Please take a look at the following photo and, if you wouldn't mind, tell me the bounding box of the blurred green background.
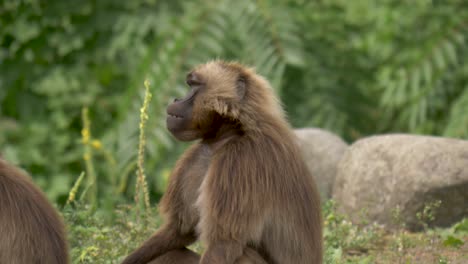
[1,0,467,208]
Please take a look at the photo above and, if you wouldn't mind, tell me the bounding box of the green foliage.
[443,235,464,248]
[63,203,468,263]
[323,200,383,259]
[285,0,468,140]
[454,218,468,233]
[440,218,468,248]
[1,0,467,205]
[416,199,442,230]
[1,0,170,203]
[63,203,163,263]
[321,201,468,263]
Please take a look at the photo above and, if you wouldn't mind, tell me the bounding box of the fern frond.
[379,17,468,133]
[444,84,468,138]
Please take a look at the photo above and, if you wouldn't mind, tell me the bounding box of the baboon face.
[166,71,210,141]
[166,62,245,141]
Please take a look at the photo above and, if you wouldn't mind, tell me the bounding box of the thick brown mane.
[0,159,69,264]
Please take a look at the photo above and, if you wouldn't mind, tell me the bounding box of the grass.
[63,201,468,264]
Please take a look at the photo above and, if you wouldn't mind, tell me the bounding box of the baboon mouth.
[168,114,184,119]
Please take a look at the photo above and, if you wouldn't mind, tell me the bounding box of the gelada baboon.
[0,158,69,264]
[122,61,323,264]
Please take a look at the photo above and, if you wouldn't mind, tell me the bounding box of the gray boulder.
[333,134,468,230]
[294,128,348,201]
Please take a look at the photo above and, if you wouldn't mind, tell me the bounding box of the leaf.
[381,80,397,107]
[453,218,468,233]
[422,60,432,84]
[443,235,464,248]
[453,32,465,45]
[331,247,343,261]
[443,41,457,65]
[395,69,408,106]
[433,46,446,70]
[283,48,306,67]
[418,98,427,124]
[410,69,421,98]
[443,87,468,137]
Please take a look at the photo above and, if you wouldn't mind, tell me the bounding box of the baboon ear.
[236,75,247,99]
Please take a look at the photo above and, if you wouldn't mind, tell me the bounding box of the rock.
[294,128,348,201]
[333,134,468,231]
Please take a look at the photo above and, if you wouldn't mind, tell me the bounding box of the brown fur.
[123,61,323,264]
[0,158,69,264]
[148,248,200,264]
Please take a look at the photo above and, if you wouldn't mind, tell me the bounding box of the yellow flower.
[81,129,90,144]
[91,140,102,150]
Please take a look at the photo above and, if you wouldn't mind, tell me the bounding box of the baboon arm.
[121,225,196,264]
[123,144,205,264]
[200,240,244,264]
[236,247,269,264]
[148,248,200,264]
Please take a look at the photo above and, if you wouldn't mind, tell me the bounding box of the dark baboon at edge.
[123,60,323,264]
[0,158,69,264]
